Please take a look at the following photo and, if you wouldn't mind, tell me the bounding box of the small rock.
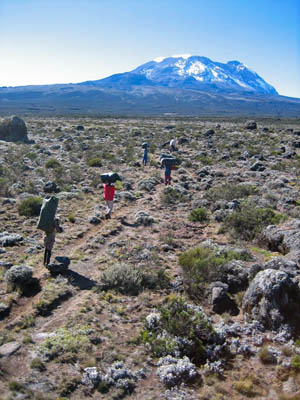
[0,342,21,357]
[245,120,257,130]
[46,256,70,275]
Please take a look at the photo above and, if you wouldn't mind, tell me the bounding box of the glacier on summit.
[130,56,277,95]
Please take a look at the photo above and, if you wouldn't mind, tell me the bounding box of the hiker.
[103,182,115,219]
[142,142,149,166]
[164,163,172,185]
[44,218,62,266]
[37,195,62,267]
[169,138,177,151]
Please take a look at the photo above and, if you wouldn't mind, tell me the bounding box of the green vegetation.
[101,263,154,295]
[291,355,300,372]
[141,295,214,365]
[189,207,209,223]
[34,279,72,316]
[87,157,102,167]
[222,202,285,240]
[18,196,42,217]
[258,347,276,364]
[205,183,258,202]
[179,245,250,299]
[37,325,92,362]
[30,357,46,371]
[45,158,61,169]
[160,187,187,205]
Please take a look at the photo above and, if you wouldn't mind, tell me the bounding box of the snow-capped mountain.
[89,55,277,95]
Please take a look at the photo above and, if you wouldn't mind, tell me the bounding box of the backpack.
[142,142,149,149]
[101,172,122,184]
[160,157,177,167]
[37,196,58,233]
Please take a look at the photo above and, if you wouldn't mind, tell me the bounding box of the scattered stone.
[0,302,10,319]
[135,210,154,226]
[88,215,101,225]
[211,286,239,315]
[250,161,265,171]
[245,120,257,130]
[0,342,21,357]
[0,232,24,247]
[46,256,70,275]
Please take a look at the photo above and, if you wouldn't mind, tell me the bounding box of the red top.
[104,184,115,201]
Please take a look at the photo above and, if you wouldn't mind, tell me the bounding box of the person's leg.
[44,249,47,265]
[106,200,113,218]
[46,250,52,266]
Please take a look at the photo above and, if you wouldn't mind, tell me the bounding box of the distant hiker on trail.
[164,163,172,185]
[142,142,149,166]
[37,196,62,267]
[103,182,115,219]
[44,218,62,266]
[169,138,177,151]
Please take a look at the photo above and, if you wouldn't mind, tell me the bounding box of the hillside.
[1,116,300,399]
[1,56,300,117]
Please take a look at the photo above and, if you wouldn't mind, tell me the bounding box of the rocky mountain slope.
[1,115,300,399]
[1,57,300,117]
[89,55,277,95]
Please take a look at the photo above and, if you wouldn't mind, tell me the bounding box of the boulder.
[216,260,249,294]
[211,286,239,316]
[0,116,29,142]
[245,120,257,130]
[0,232,24,247]
[46,256,70,275]
[0,342,21,357]
[242,269,300,330]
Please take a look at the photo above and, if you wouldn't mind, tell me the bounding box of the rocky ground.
[1,116,300,399]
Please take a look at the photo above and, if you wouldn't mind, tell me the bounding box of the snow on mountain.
[131,56,277,95]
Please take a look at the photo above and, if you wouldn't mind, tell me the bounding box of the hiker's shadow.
[65,270,97,290]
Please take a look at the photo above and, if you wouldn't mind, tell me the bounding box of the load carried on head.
[142,142,149,149]
[37,196,59,233]
[160,154,178,168]
[100,172,122,184]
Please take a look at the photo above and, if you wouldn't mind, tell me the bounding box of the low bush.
[37,325,92,362]
[160,187,187,205]
[101,263,153,295]
[189,207,209,223]
[258,347,276,364]
[179,246,248,299]
[0,177,9,197]
[30,357,46,371]
[291,355,300,372]
[141,295,214,365]
[45,158,61,169]
[205,183,258,203]
[222,202,284,241]
[18,196,42,217]
[87,157,102,167]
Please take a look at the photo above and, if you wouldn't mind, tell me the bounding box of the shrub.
[8,381,25,393]
[234,379,256,397]
[291,355,300,372]
[37,325,92,362]
[101,263,153,295]
[68,214,76,223]
[205,184,258,203]
[30,357,46,371]
[34,278,72,316]
[87,157,102,167]
[18,196,42,217]
[179,246,248,299]
[222,203,284,241]
[189,207,209,223]
[5,265,33,292]
[141,295,214,365]
[160,187,187,205]
[45,158,61,169]
[0,177,9,197]
[258,347,276,364]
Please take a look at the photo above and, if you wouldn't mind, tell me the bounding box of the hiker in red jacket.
[103,182,115,219]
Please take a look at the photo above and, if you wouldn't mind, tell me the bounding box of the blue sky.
[0,0,299,97]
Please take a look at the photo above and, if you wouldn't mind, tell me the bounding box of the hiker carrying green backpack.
[37,196,62,266]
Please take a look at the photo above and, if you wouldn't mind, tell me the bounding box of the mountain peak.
[128,55,277,95]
